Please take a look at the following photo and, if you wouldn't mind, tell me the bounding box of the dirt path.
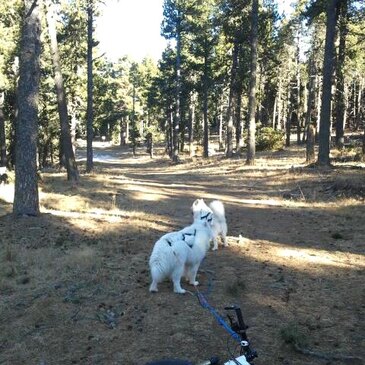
[0,144,364,365]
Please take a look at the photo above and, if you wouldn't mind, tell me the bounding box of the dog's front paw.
[190,280,199,286]
[174,288,186,294]
[149,283,158,292]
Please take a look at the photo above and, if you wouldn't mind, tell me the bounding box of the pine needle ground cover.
[0,143,364,365]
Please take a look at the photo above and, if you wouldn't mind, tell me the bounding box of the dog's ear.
[192,199,200,210]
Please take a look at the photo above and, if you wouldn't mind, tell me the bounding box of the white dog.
[149,210,214,294]
[191,199,228,250]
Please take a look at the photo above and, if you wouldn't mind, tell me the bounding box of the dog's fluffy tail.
[209,200,225,220]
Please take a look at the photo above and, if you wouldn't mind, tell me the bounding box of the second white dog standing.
[149,210,214,294]
[191,199,228,250]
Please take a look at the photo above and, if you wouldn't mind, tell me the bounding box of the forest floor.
[0,139,364,365]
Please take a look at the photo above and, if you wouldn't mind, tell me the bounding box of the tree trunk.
[286,83,293,147]
[169,109,174,157]
[173,20,181,163]
[235,86,243,150]
[296,30,301,145]
[277,77,284,130]
[0,92,6,167]
[355,79,363,130]
[86,0,94,172]
[131,83,137,156]
[226,40,239,157]
[120,117,127,146]
[318,0,340,166]
[305,57,316,142]
[219,101,224,150]
[272,94,277,129]
[203,44,209,158]
[306,124,316,163]
[189,93,195,157]
[363,124,365,161]
[335,0,347,148]
[13,0,41,217]
[246,0,258,165]
[46,0,79,182]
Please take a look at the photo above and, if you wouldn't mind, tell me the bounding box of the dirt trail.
[0,143,364,365]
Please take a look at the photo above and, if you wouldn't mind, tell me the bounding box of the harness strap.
[200,212,211,221]
[182,229,196,248]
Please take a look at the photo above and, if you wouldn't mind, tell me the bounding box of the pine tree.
[318,0,340,166]
[13,0,41,216]
[86,0,94,172]
[246,0,259,165]
[45,0,79,182]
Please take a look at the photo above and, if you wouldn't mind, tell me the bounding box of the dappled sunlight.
[277,247,364,268]
[0,183,14,204]
[122,183,171,202]
[132,190,166,201]
[229,238,364,272]
[41,206,175,235]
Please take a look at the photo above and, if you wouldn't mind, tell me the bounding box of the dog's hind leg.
[149,265,162,292]
[222,225,228,247]
[212,237,218,251]
[171,266,186,294]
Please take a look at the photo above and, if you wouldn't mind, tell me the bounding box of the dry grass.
[0,142,364,365]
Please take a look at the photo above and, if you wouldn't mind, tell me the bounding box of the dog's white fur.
[149,211,214,294]
[191,199,228,250]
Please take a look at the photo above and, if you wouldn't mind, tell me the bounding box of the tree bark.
[86,0,94,172]
[335,0,347,148]
[173,17,181,163]
[46,0,79,182]
[13,0,41,217]
[277,76,283,130]
[0,92,6,166]
[246,0,259,166]
[226,39,239,157]
[219,101,224,150]
[305,57,316,141]
[235,84,243,150]
[189,93,195,157]
[306,124,316,163]
[203,41,209,158]
[295,30,301,145]
[318,0,340,166]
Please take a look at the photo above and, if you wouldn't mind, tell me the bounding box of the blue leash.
[195,287,241,343]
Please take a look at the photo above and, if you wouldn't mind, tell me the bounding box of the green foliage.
[0,0,21,91]
[256,127,285,151]
[1,0,363,167]
[280,322,309,349]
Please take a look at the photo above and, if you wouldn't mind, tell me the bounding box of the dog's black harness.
[182,229,196,248]
[201,212,213,223]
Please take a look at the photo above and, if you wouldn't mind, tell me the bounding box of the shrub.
[256,127,285,151]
